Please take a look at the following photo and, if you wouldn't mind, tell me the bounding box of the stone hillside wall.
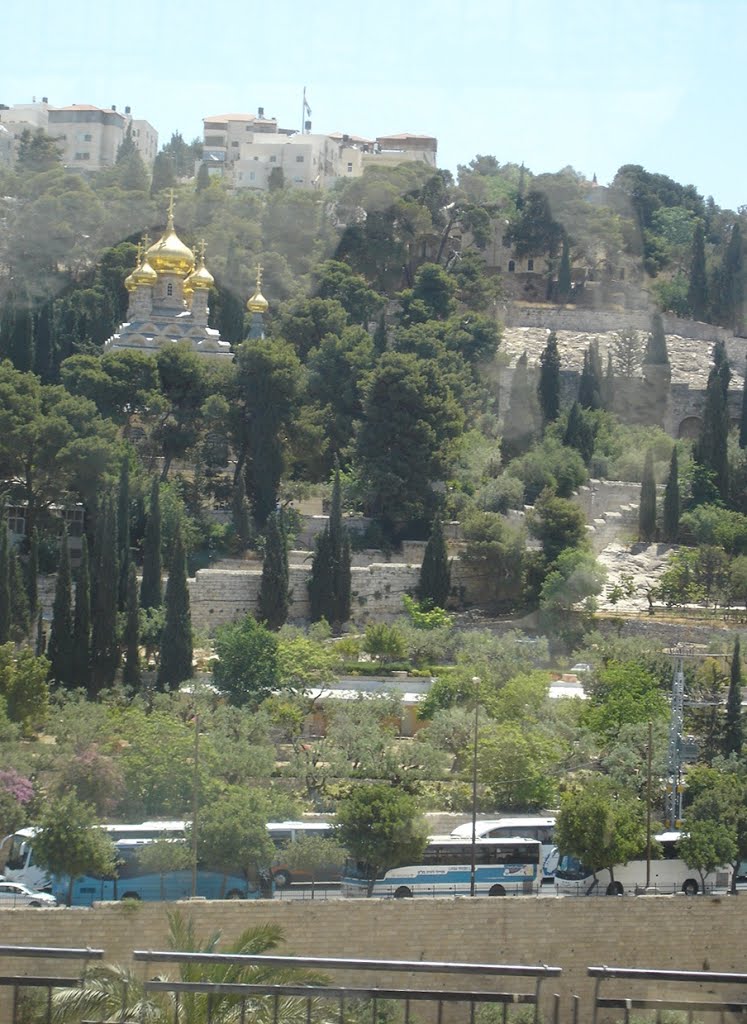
[504,304,733,342]
[4,897,746,1024]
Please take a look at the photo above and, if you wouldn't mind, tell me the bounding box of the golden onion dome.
[184,248,215,293]
[124,243,143,292]
[131,258,158,287]
[246,262,269,313]
[146,194,195,277]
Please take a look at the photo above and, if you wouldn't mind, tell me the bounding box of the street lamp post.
[469,676,480,897]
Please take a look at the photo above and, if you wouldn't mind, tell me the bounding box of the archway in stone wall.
[678,416,702,439]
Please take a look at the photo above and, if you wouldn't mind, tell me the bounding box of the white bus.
[343,835,541,898]
[554,831,730,896]
[451,817,558,882]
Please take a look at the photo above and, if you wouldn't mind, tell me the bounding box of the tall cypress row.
[140,477,162,610]
[117,459,131,612]
[308,464,351,631]
[537,330,561,427]
[724,637,743,758]
[695,366,730,501]
[156,521,193,690]
[417,515,451,609]
[662,447,680,543]
[0,524,10,646]
[90,497,119,693]
[47,531,73,685]
[122,562,141,689]
[638,449,657,543]
[258,510,289,630]
[687,221,708,321]
[71,539,91,693]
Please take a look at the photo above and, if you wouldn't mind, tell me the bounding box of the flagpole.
[302,86,306,134]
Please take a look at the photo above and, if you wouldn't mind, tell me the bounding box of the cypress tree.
[308,464,351,631]
[740,369,747,450]
[417,515,451,609]
[0,524,9,646]
[232,466,252,549]
[373,312,388,354]
[644,313,670,367]
[71,540,91,693]
[662,447,680,543]
[48,532,73,685]
[122,562,141,689]
[602,351,615,411]
[578,345,601,410]
[638,449,657,543]
[724,637,743,758]
[502,351,539,461]
[687,221,708,321]
[35,611,45,657]
[557,236,571,301]
[140,477,162,610]
[90,497,119,693]
[26,528,38,622]
[725,224,744,333]
[9,549,30,642]
[537,330,561,427]
[157,520,193,690]
[712,338,732,398]
[117,459,131,612]
[258,510,289,630]
[563,400,595,465]
[695,366,730,501]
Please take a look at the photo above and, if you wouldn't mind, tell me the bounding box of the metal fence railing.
[588,965,747,1024]
[0,944,104,1024]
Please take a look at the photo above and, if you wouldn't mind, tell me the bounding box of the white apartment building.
[0,99,158,170]
[200,110,438,191]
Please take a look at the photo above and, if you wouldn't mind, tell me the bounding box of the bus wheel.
[606,882,624,896]
[683,879,699,896]
[226,889,244,900]
[273,870,292,889]
[28,900,41,907]
[488,885,506,897]
[393,886,413,899]
[121,892,141,901]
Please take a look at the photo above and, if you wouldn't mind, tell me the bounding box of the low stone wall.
[3,896,747,1024]
[504,304,733,342]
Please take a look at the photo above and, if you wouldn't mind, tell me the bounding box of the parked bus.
[450,816,558,882]
[3,823,259,905]
[342,835,541,898]
[266,820,342,887]
[554,831,730,896]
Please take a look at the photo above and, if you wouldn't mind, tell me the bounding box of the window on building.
[253,155,259,161]
[347,162,353,172]
[167,283,173,296]
[269,155,277,163]
[295,154,304,162]
[508,260,515,272]
[231,140,239,147]
[74,152,90,160]
[250,171,255,180]
[527,259,534,271]
[83,133,92,141]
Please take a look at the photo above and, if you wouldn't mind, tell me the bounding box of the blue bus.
[4,824,260,905]
[342,835,541,898]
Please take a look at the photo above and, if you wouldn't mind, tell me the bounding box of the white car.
[0,881,58,907]
[569,663,592,674]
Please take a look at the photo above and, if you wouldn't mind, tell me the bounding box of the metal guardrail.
[0,944,104,1024]
[588,965,747,1023]
[134,951,563,1024]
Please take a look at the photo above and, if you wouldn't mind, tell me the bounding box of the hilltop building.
[0,99,157,170]
[104,195,232,360]
[200,109,437,190]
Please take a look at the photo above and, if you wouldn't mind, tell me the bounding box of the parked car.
[569,663,592,674]
[0,881,58,907]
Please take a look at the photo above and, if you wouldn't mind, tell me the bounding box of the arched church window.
[508,260,515,272]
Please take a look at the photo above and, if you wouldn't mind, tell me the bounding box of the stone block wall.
[504,304,733,342]
[4,897,747,1024]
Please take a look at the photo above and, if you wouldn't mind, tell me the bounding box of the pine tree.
[140,477,162,610]
[308,464,351,631]
[638,449,657,543]
[687,221,708,321]
[724,637,743,758]
[695,366,730,501]
[150,151,177,196]
[740,369,747,450]
[26,528,38,622]
[196,162,210,191]
[557,236,571,301]
[122,562,141,689]
[117,459,131,612]
[537,330,561,427]
[9,548,30,642]
[417,515,451,608]
[48,532,73,685]
[644,313,670,367]
[373,312,388,354]
[71,540,91,693]
[258,510,289,630]
[662,447,680,543]
[157,521,193,690]
[0,523,9,646]
[90,497,119,693]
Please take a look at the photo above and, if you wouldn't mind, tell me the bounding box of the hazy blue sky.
[6,0,746,208]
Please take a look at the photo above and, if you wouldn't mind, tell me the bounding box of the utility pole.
[191,713,199,898]
[469,677,480,897]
